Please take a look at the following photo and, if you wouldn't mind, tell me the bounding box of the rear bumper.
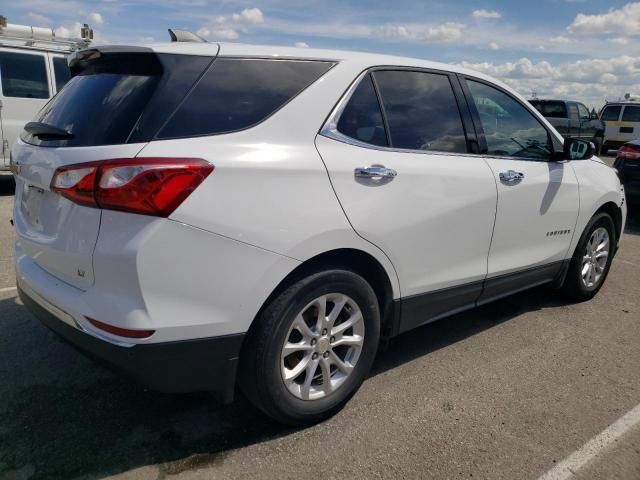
[19,285,245,402]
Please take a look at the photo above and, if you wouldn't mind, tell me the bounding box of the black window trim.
[154,56,337,141]
[320,65,479,157]
[458,74,564,163]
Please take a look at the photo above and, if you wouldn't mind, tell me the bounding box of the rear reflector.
[618,144,640,160]
[87,317,155,339]
[51,158,213,217]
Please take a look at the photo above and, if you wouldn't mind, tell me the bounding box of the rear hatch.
[13,46,217,290]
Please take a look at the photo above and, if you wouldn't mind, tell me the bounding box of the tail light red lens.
[87,317,155,339]
[51,158,213,217]
[618,145,640,160]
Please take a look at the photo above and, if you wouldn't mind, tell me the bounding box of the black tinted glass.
[337,74,387,147]
[28,73,159,147]
[373,70,466,152]
[622,106,640,122]
[601,106,621,121]
[159,59,333,139]
[0,51,49,99]
[467,80,550,160]
[52,57,71,92]
[530,101,567,118]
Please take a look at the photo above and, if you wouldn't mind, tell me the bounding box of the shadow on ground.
[0,284,573,479]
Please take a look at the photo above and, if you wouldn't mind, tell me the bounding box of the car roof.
[140,41,500,83]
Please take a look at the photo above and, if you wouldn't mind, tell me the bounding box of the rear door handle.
[499,170,525,183]
[354,165,397,180]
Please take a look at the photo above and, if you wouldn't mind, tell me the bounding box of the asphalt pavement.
[0,158,639,480]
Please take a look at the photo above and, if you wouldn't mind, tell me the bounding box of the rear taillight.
[617,144,640,160]
[51,158,213,217]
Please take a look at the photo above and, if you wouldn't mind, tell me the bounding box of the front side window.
[0,51,49,99]
[466,80,551,160]
[159,58,333,139]
[373,70,467,153]
[336,74,387,147]
[52,56,71,92]
[601,106,621,121]
[622,106,640,122]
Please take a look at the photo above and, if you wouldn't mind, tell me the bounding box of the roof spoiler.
[168,29,207,43]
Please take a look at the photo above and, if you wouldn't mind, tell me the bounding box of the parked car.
[600,100,640,154]
[13,38,626,426]
[613,140,640,209]
[0,18,91,173]
[529,99,605,154]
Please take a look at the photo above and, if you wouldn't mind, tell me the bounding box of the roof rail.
[168,28,207,43]
[0,17,92,53]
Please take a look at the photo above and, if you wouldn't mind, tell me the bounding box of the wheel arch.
[594,201,623,244]
[247,248,398,343]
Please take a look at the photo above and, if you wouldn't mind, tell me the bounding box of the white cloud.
[489,42,500,50]
[459,55,640,107]
[550,35,570,44]
[294,41,309,47]
[473,9,501,19]
[55,22,83,39]
[197,7,264,40]
[231,7,264,25]
[25,12,52,26]
[609,37,630,45]
[196,27,239,40]
[374,25,411,39]
[568,2,640,34]
[89,12,104,25]
[423,22,465,42]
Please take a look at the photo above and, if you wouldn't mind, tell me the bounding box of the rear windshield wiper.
[24,122,74,140]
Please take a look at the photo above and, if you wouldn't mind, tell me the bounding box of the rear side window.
[530,101,567,118]
[337,74,388,147]
[0,51,49,99]
[622,106,640,122]
[52,57,71,92]
[158,59,334,139]
[601,106,621,121]
[567,103,579,121]
[372,70,467,153]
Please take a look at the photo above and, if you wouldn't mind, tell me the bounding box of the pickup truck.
[529,99,605,154]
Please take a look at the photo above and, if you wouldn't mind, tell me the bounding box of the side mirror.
[591,112,599,120]
[564,137,595,160]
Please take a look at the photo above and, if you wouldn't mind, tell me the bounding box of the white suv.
[13,41,626,425]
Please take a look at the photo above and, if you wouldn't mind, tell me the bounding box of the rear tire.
[560,213,615,301]
[239,270,380,426]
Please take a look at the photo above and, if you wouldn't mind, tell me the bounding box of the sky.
[4,0,640,108]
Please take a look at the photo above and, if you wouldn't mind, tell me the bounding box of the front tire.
[239,270,380,426]
[560,213,615,301]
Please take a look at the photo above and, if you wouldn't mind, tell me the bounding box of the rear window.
[530,101,567,118]
[601,106,621,121]
[337,74,388,147]
[158,58,334,139]
[622,106,640,122]
[21,51,210,148]
[0,51,49,99]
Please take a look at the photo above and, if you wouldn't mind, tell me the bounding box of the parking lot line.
[537,403,640,480]
[0,286,16,293]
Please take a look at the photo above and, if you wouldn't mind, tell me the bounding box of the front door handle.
[499,170,525,183]
[354,165,397,181]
